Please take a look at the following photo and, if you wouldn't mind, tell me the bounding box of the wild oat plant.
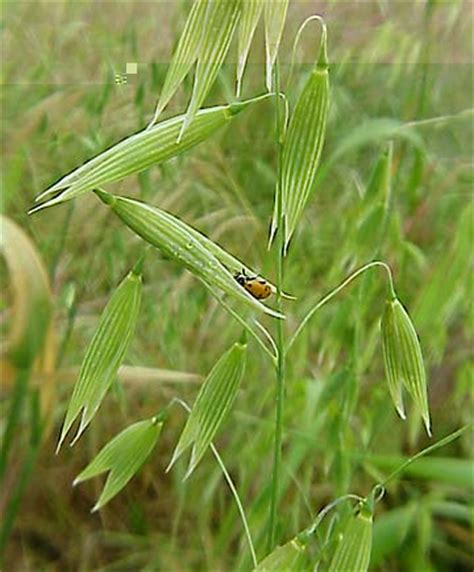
[3,0,468,570]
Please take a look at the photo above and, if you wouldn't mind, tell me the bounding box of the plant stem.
[305,494,364,536]
[376,424,471,489]
[0,386,42,560]
[173,399,257,568]
[287,260,396,352]
[210,444,258,568]
[267,61,286,552]
[0,368,30,478]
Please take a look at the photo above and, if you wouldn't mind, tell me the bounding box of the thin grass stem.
[286,15,327,91]
[0,387,43,559]
[306,494,364,536]
[400,108,473,129]
[267,61,286,553]
[253,319,278,357]
[0,368,30,479]
[48,202,74,279]
[287,260,396,352]
[208,445,257,567]
[277,91,290,137]
[376,424,471,488]
[172,398,257,568]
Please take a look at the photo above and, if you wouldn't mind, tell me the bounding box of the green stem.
[48,201,74,279]
[210,445,257,568]
[287,260,396,352]
[287,15,327,91]
[375,424,471,489]
[0,387,43,561]
[267,61,286,552]
[173,399,257,568]
[0,368,30,479]
[304,494,363,537]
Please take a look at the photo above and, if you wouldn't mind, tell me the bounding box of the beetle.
[234,269,272,300]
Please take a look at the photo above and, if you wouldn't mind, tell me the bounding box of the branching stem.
[287,260,396,352]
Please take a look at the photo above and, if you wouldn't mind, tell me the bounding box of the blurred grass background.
[1,1,472,570]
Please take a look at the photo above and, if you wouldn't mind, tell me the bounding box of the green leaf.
[328,502,373,572]
[57,266,142,451]
[356,143,393,256]
[381,297,431,435]
[264,0,289,91]
[74,415,164,511]
[414,203,473,346]
[371,503,416,566]
[168,341,247,477]
[363,142,393,204]
[237,0,264,96]
[94,189,284,319]
[180,0,241,140]
[431,500,473,525]
[148,0,209,126]
[31,100,254,213]
[271,24,330,251]
[329,118,423,167]
[369,455,473,490]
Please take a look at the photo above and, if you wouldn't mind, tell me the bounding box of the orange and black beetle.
[234,269,272,300]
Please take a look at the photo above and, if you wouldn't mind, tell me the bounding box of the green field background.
[1,1,472,570]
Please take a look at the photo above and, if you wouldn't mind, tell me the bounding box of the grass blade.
[31,99,256,213]
[364,142,393,204]
[371,503,416,566]
[328,118,423,168]
[57,265,142,451]
[370,455,473,490]
[148,0,209,127]
[278,23,329,252]
[414,203,473,349]
[168,341,247,477]
[237,0,264,97]
[264,0,289,91]
[74,415,165,511]
[180,0,241,140]
[356,143,393,257]
[94,189,284,319]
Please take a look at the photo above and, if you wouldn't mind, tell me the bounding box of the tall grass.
[1,1,472,570]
